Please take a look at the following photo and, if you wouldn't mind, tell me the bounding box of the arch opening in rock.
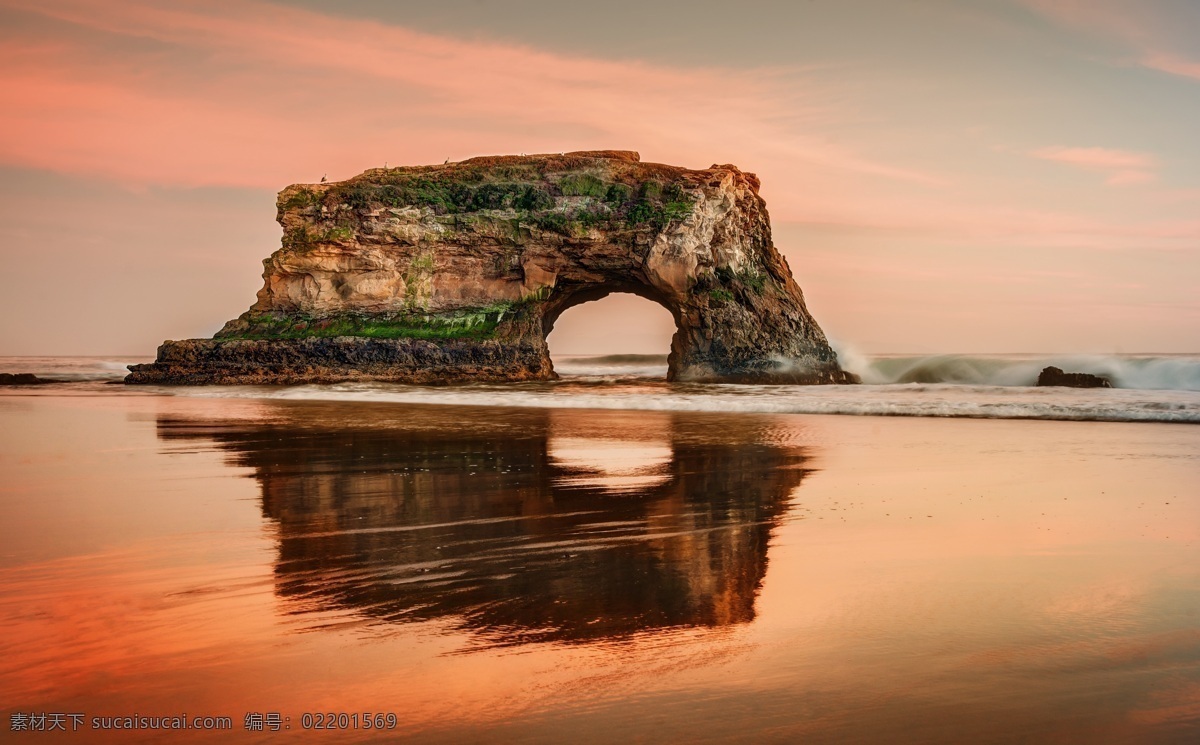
[544,289,678,378]
[127,150,857,385]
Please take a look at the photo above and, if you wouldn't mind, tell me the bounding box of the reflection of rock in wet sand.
[157,403,810,646]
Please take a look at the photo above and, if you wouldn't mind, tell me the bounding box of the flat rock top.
[460,150,642,166]
[285,150,760,208]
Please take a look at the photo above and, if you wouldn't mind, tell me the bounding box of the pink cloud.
[0,0,1193,259]
[0,0,940,192]
[1141,53,1200,81]
[1030,146,1157,186]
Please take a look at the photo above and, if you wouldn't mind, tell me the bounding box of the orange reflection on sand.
[1,396,1198,742]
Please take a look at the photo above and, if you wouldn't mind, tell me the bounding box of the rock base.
[125,337,553,385]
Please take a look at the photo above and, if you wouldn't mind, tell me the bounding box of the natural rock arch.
[128,150,855,385]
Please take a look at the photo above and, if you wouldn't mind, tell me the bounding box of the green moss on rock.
[310,161,696,238]
[223,304,520,342]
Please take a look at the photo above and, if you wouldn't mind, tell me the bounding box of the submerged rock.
[1036,366,1112,388]
[0,373,53,385]
[128,150,856,385]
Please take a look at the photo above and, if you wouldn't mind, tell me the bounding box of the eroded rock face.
[127,150,855,385]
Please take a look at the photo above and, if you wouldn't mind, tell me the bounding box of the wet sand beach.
[1,389,1198,743]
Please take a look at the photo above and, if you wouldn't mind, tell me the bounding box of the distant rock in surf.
[127,150,855,386]
[1036,366,1112,388]
[0,373,54,385]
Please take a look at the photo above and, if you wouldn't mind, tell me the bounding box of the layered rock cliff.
[127,150,855,385]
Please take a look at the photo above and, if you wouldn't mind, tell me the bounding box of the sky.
[0,0,1197,356]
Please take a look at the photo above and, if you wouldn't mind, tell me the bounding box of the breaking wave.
[555,350,1200,392]
[832,350,1200,391]
[553,354,669,378]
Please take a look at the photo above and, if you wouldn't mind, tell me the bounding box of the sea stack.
[0,373,54,385]
[127,150,855,385]
[1036,366,1113,388]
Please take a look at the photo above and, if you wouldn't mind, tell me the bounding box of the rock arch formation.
[128,151,855,384]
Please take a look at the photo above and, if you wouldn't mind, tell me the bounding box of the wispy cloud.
[1030,146,1157,186]
[0,0,940,191]
[1019,0,1200,83]
[0,0,1193,255]
[1141,53,1200,82]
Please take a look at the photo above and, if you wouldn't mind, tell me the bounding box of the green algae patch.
[222,306,516,341]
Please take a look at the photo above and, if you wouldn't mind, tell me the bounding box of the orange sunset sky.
[0,0,1197,356]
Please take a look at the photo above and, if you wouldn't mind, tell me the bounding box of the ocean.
[4,352,1199,423]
